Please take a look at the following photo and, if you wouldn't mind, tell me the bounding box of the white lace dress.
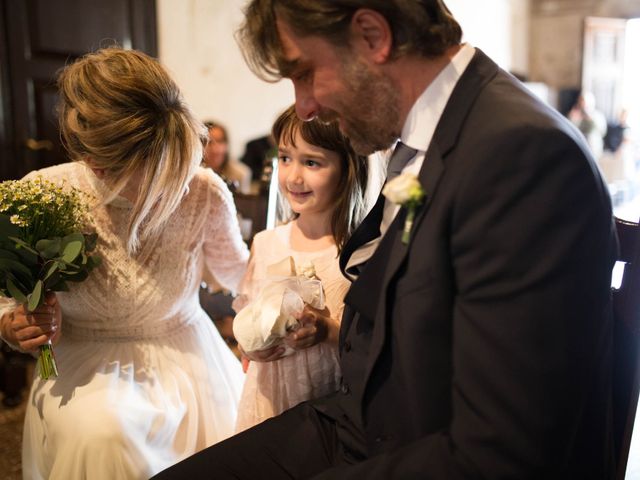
[234,223,350,432]
[4,163,249,480]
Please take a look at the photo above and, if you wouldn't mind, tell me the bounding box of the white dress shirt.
[346,43,476,278]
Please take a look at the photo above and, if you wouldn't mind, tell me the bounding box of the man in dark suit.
[154,1,617,478]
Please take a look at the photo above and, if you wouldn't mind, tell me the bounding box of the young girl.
[233,105,369,431]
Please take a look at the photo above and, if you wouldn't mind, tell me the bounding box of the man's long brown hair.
[237,0,462,82]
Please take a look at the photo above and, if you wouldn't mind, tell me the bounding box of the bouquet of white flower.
[0,176,100,379]
[233,257,325,354]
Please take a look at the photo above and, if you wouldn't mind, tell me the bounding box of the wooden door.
[582,16,627,121]
[0,0,157,180]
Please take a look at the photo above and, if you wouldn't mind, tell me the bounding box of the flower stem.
[37,340,58,379]
[402,206,416,244]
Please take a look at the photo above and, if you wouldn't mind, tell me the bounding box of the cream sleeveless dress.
[234,223,350,432]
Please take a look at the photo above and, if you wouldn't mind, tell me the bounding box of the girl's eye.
[304,159,319,167]
[278,155,291,164]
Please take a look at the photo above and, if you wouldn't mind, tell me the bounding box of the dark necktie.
[386,141,417,181]
[339,142,418,277]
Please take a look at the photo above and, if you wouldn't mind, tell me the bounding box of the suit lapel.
[339,192,385,276]
[338,193,385,340]
[379,48,499,294]
[346,49,501,380]
[356,142,446,368]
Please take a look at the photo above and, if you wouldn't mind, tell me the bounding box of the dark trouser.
[151,399,366,479]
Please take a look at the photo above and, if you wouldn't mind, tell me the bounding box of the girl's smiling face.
[277,129,342,219]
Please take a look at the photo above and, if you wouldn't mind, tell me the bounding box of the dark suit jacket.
[314,49,618,479]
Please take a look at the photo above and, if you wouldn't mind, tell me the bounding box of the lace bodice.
[11,162,249,340]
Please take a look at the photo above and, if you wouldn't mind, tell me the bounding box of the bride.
[0,47,249,479]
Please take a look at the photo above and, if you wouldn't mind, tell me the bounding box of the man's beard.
[318,58,401,156]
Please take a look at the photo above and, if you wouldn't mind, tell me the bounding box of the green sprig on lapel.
[382,173,426,244]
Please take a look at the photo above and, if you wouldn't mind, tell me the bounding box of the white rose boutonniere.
[382,172,426,244]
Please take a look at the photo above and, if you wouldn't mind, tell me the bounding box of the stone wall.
[530,0,640,91]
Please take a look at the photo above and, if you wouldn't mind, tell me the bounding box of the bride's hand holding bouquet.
[3,291,61,356]
[0,176,100,379]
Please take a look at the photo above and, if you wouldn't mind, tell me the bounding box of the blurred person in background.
[203,120,253,194]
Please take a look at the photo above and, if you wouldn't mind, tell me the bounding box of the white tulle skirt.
[21,310,244,480]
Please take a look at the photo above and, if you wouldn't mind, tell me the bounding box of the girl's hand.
[284,304,338,350]
[1,293,61,353]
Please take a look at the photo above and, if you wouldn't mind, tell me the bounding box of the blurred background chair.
[233,191,269,247]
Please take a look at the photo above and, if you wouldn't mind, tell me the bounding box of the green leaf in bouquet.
[61,233,84,263]
[36,238,62,259]
[0,271,33,297]
[0,248,39,283]
[6,277,27,303]
[47,278,69,292]
[8,236,39,256]
[0,248,19,261]
[64,269,89,283]
[68,252,86,267]
[0,257,34,284]
[86,255,102,269]
[14,247,39,267]
[84,232,98,252]
[43,260,59,281]
[43,270,60,289]
[73,255,100,274]
[58,261,81,273]
[27,279,43,311]
[6,270,34,293]
[5,270,31,291]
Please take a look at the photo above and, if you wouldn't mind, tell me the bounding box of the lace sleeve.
[230,244,257,314]
[201,174,250,294]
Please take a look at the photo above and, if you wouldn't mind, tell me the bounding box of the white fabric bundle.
[233,256,325,354]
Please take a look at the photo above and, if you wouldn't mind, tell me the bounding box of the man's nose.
[294,84,319,121]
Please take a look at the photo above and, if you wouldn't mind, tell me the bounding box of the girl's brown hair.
[57,47,205,254]
[272,105,368,253]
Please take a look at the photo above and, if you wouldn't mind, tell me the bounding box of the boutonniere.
[382,172,426,244]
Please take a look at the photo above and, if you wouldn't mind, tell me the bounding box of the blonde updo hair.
[57,47,205,254]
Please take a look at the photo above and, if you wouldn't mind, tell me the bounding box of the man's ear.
[350,9,392,64]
